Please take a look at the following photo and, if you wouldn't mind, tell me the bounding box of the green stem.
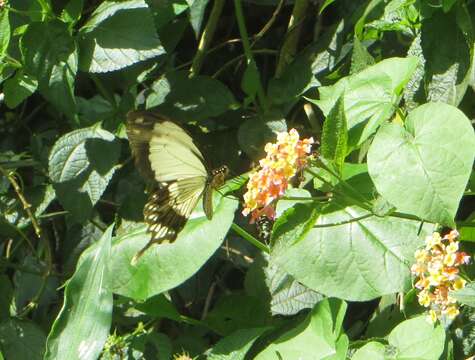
[282,196,329,201]
[190,0,226,77]
[313,213,373,228]
[233,0,269,112]
[275,0,309,77]
[231,223,270,253]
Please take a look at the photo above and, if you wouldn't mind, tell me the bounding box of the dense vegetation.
[0,0,475,359]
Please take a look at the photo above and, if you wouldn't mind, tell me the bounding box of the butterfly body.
[126,111,228,262]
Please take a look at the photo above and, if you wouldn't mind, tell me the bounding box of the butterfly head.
[210,165,229,189]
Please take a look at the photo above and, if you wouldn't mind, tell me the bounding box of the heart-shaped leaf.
[368,102,475,226]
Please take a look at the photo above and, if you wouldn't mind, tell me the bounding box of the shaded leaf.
[208,327,269,360]
[237,112,286,159]
[3,71,37,108]
[0,319,46,360]
[21,20,78,119]
[146,71,237,121]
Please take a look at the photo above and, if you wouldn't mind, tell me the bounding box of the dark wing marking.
[131,176,206,264]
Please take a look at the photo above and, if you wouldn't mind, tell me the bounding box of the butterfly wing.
[131,176,207,264]
[127,111,211,262]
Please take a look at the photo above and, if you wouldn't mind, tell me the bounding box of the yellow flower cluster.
[411,230,470,322]
[242,129,314,222]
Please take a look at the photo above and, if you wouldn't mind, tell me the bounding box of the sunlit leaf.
[44,225,113,360]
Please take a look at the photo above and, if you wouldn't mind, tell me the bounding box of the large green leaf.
[388,315,445,359]
[0,319,46,360]
[79,0,165,72]
[310,57,418,148]
[207,327,270,360]
[273,203,433,301]
[108,195,238,300]
[20,20,77,119]
[48,125,120,222]
[368,102,475,226]
[44,225,113,360]
[255,298,348,360]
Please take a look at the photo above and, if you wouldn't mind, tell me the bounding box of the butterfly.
[126,111,228,263]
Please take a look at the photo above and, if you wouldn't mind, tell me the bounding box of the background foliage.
[0,0,475,359]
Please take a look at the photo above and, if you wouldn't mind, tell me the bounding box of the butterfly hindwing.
[131,176,207,263]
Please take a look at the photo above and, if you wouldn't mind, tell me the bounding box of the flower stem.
[231,223,270,253]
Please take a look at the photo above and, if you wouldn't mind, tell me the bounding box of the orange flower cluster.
[242,129,314,222]
[411,230,470,322]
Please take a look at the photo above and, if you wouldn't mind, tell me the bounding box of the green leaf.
[48,125,120,222]
[206,294,271,336]
[310,57,418,148]
[237,111,287,159]
[388,315,445,359]
[3,71,38,108]
[352,342,385,360]
[0,319,46,360]
[146,71,237,121]
[108,195,238,300]
[321,95,348,173]
[60,0,84,24]
[188,0,209,38]
[135,294,181,321]
[207,327,270,360]
[422,9,472,106]
[273,203,433,301]
[255,298,347,360]
[320,0,337,14]
[44,225,113,360]
[268,54,320,106]
[265,256,323,316]
[241,60,260,102]
[20,20,78,119]
[452,282,475,307]
[368,102,475,226]
[0,9,10,61]
[79,0,165,72]
[350,36,375,74]
[0,275,12,322]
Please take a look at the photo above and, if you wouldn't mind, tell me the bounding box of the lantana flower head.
[411,230,470,322]
[242,129,314,222]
